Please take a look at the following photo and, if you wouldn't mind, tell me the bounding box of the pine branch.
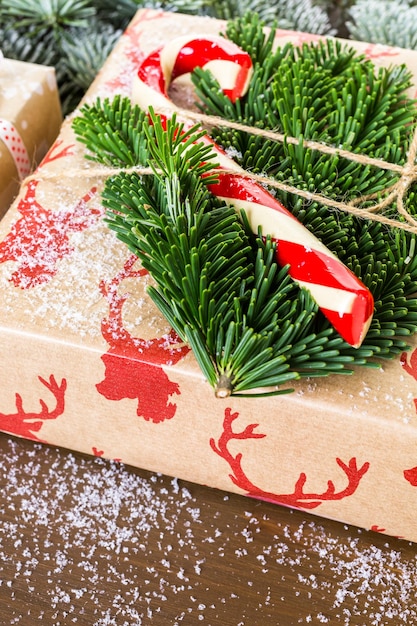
[97,112,370,396]
[0,24,58,66]
[72,14,417,396]
[192,15,417,360]
[72,95,152,165]
[58,22,122,108]
[0,0,96,34]
[270,0,335,35]
[72,102,367,396]
[347,0,417,49]
[200,0,334,33]
[315,0,355,38]
[0,0,124,114]
[196,15,415,218]
[91,0,205,31]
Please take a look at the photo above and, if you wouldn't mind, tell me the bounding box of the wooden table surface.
[0,432,416,625]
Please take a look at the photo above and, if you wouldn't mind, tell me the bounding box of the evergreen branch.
[72,13,417,396]
[72,95,153,166]
[347,0,417,49]
[85,110,369,396]
[192,15,417,357]
[0,24,58,66]
[1,0,96,32]
[59,24,122,91]
[92,0,205,30]
[200,0,334,33]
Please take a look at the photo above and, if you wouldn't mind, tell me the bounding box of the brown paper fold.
[0,57,62,218]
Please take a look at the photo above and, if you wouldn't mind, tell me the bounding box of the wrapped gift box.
[2,9,417,542]
[0,54,62,217]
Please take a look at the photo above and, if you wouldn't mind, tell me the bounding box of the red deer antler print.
[400,349,417,411]
[0,180,100,288]
[0,375,66,442]
[96,254,190,423]
[38,139,75,168]
[210,408,370,509]
[363,44,400,61]
[104,9,167,92]
[400,349,417,381]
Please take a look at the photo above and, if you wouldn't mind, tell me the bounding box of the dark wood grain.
[0,433,416,625]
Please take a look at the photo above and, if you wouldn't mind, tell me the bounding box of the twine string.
[26,106,417,234]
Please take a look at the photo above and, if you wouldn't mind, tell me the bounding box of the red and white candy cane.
[132,35,374,348]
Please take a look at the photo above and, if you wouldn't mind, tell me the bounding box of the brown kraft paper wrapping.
[0,56,62,217]
[1,9,417,542]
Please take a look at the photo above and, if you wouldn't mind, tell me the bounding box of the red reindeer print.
[0,180,101,288]
[400,349,417,411]
[370,525,386,533]
[210,408,370,509]
[400,349,417,380]
[362,43,400,61]
[404,466,417,487]
[37,138,75,168]
[92,447,122,462]
[124,9,166,67]
[96,255,190,423]
[104,9,167,93]
[0,375,66,442]
[275,29,323,47]
[370,524,403,539]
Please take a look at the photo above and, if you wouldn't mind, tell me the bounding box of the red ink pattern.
[104,9,167,93]
[0,180,100,288]
[390,353,417,493]
[400,349,417,381]
[124,12,158,67]
[92,447,122,462]
[275,29,323,47]
[210,408,370,509]
[37,139,75,169]
[362,44,399,61]
[0,375,66,442]
[400,349,417,411]
[370,524,403,539]
[370,525,386,533]
[96,255,190,423]
[404,466,417,487]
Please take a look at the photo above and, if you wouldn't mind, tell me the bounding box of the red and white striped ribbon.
[131,35,374,347]
[0,118,31,180]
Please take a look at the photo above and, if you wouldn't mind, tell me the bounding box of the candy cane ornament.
[131,35,374,348]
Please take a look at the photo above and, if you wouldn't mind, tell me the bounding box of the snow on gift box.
[0,54,62,218]
[2,8,417,542]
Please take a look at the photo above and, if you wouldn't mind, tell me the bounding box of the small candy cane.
[132,35,374,347]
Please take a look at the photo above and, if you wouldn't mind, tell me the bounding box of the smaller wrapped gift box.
[0,54,62,218]
[2,10,417,543]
